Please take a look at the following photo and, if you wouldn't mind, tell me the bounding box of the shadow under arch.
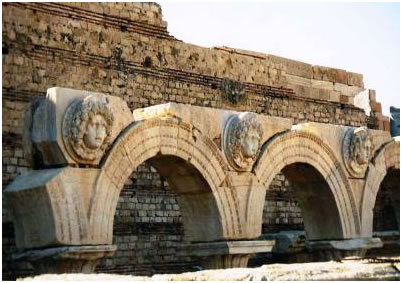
[254,130,360,240]
[86,118,234,245]
[361,139,400,237]
[280,163,343,239]
[148,154,223,241]
[372,168,400,231]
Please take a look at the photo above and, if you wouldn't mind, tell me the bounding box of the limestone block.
[340,95,349,104]
[268,54,313,78]
[347,72,364,88]
[334,83,363,98]
[5,167,101,250]
[348,178,367,216]
[30,87,133,166]
[313,66,355,86]
[311,79,334,91]
[287,83,311,98]
[307,238,383,251]
[369,89,376,101]
[134,102,223,141]
[179,241,274,269]
[180,240,275,257]
[223,173,266,237]
[13,245,117,274]
[373,231,400,247]
[334,69,349,85]
[260,231,306,254]
[133,102,292,154]
[258,116,292,147]
[286,74,312,87]
[292,122,392,178]
[312,65,331,82]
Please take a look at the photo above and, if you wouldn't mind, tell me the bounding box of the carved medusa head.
[66,94,114,162]
[350,127,373,166]
[224,113,263,171]
[343,126,374,177]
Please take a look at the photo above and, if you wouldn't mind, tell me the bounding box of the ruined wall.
[2,2,380,280]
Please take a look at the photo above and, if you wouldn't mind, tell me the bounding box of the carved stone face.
[241,127,261,159]
[223,113,263,171]
[83,114,107,149]
[352,132,372,165]
[343,126,373,177]
[63,94,114,163]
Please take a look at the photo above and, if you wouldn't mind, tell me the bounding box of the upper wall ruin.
[3,2,367,105]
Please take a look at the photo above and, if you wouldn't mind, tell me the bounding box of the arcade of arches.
[5,89,400,276]
[2,2,399,279]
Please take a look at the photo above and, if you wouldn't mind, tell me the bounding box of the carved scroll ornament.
[223,113,263,171]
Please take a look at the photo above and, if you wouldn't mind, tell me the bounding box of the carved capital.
[342,127,373,177]
[63,94,114,164]
[223,113,263,171]
[221,78,246,104]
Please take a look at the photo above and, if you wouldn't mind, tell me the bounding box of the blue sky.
[161,2,400,116]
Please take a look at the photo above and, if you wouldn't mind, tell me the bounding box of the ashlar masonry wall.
[2,2,391,280]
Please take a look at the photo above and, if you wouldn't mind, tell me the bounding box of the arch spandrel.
[360,138,400,237]
[254,130,361,239]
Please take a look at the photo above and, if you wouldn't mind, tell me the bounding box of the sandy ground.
[21,257,400,281]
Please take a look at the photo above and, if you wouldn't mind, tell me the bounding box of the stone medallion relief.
[343,126,374,177]
[63,94,114,164]
[223,112,263,171]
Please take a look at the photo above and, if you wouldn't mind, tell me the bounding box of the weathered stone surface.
[342,127,374,178]
[6,89,400,275]
[5,167,101,250]
[181,240,275,257]
[62,94,115,163]
[29,87,133,166]
[2,1,398,278]
[223,113,263,171]
[291,122,392,177]
[133,102,293,156]
[307,237,383,251]
[180,240,275,269]
[306,238,383,261]
[261,231,306,254]
[21,259,400,281]
[14,245,116,275]
[347,71,365,88]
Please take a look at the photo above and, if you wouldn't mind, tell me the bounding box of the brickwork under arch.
[360,139,400,237]
[87,118,241,245]
[254,130,361,240]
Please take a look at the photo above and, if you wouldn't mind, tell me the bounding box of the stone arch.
[360,139,400,237]
[87,118,238,245]
[254,130,360,240]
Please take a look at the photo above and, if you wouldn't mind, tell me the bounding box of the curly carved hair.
[229,113,263,166]
[70,95,114,161]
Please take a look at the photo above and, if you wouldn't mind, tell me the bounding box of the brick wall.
[262,174,304,234]
[95,163,200,276]
[373,169,400,232]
